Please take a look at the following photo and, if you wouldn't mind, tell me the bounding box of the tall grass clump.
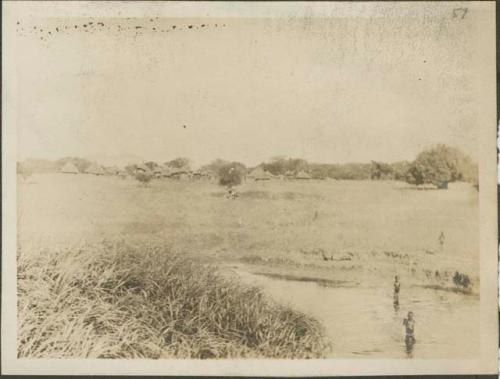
[18,241,330,359]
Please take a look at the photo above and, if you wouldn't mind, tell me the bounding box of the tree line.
[215,144,478,190]
[18,144,478,190]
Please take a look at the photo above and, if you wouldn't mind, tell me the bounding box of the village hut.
[135,163,150,173]
[192,170,203,179]
[85,163,106,175]
[153,166,163,179]
[61,161,79,174]
[191,168,211,180]
[107,166,121,175]
[295,170,312,180]
[170,165,192,180]
[201,169,216,180]
[159,165,173,178]
[247,167,271,181]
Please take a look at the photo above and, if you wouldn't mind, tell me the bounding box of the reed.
[18,240,329,359]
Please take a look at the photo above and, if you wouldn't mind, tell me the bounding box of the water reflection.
[393,275,400,313]
[393,299,400,313]
[405,335,416,358]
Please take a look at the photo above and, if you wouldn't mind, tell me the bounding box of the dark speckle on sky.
[16,18,229,42]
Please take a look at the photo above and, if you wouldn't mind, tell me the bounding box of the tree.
[145,161,159,171]
[390,161,411,181]
[261,157,309,176]
[166,157,191,170]
[405,145,477,189]
[218,162,245,188]
[309,164,330,180]
[370,161,394,180]
[134,171,153,186]
[201,159,230,174]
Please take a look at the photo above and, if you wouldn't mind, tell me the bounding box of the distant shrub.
[218,163,245,188]
[134,172,153,186]
[452,271,471,291]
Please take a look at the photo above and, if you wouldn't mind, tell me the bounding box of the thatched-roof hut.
[295,170,312,180]
[152,166,164,178]
[247,167,271,181]
[170,165,192,179]
[135,163,150,173]
[107,166,120,175]
[85,163,106,175]
[61,161,79,174]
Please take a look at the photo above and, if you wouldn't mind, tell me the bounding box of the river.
[235,269,479,359]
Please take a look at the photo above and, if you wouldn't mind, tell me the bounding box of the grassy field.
[17,173,479,358]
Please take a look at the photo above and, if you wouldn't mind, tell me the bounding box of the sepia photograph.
[2,1,498,376]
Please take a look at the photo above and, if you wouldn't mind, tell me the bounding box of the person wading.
[403,311,416,357]
[393,275,401,306]
[438,231,445,252]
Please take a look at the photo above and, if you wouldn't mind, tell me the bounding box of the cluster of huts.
[60,161,216,180]
[134,163,215,180]
[61,161,314,181]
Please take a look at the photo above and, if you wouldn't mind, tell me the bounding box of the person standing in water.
[438,231,445,252]
[403,311,416,357]
[393,275,401,307]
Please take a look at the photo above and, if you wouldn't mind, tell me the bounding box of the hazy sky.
[12,2,485,166]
